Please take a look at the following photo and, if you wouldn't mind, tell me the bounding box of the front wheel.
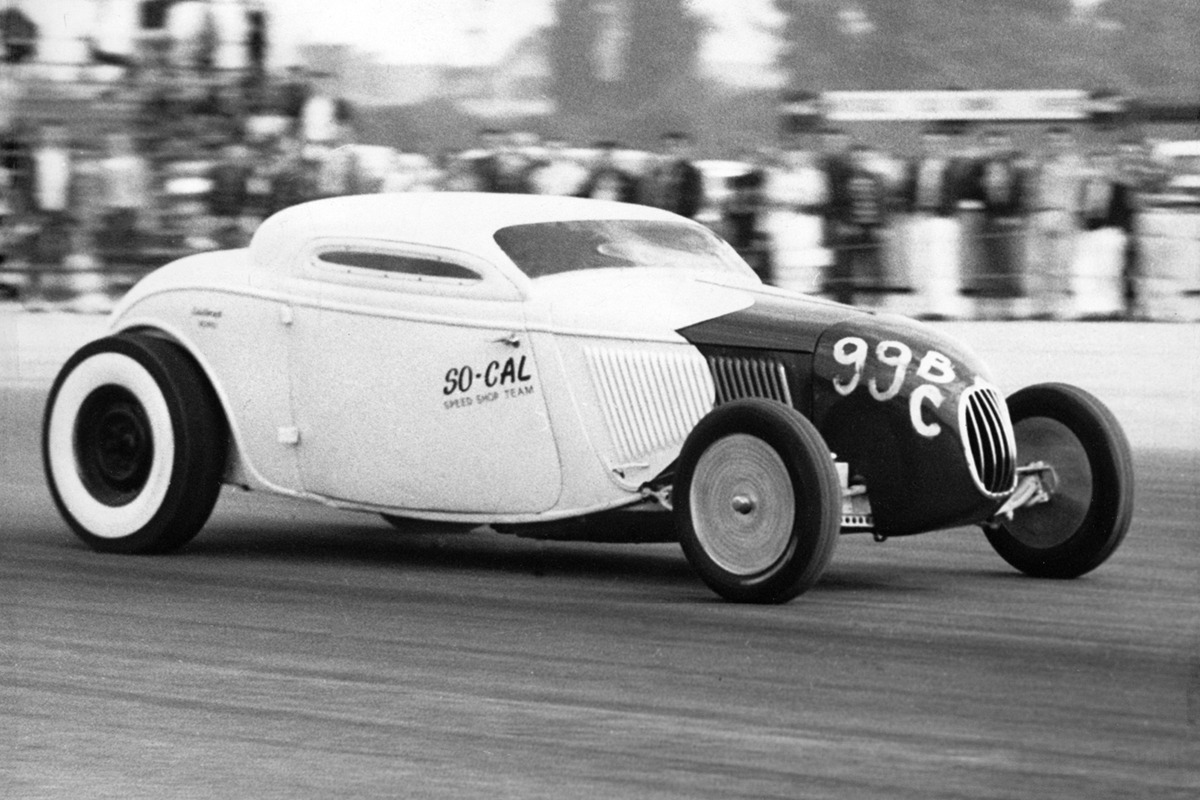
[984,382,1134,578]
[674,399,841,603]
[43,334,228,553]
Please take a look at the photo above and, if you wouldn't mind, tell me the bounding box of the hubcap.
[690,434,795,576]
[1005,417,1092,548]
[75,385,155,506]
[731,495,756,514]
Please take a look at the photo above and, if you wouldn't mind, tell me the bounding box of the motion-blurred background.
[2,0,1198,320]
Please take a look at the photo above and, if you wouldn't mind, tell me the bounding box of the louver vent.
[584,348,715,463]
[707,355,794,408]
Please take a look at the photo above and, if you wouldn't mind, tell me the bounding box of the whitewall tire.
[42,334,227,553]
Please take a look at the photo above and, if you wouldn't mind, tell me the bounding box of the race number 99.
[830,336,958,438]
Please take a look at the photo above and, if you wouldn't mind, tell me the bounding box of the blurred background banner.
[820,90,1091,122]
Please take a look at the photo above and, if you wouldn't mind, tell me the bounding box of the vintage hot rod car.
[43,193,1134,603]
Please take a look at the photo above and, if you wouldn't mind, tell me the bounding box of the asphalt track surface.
[3,314,1199,798]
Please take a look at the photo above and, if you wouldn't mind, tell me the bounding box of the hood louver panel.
[707,355,794,408]
[585,347,715,463]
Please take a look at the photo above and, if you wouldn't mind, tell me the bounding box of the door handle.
[493,332,521,348]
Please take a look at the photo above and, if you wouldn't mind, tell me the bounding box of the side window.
[317,250,480,281]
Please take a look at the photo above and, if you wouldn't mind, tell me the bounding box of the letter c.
[909,384,945,438]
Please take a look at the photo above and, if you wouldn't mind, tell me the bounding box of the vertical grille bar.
[959,384,1017,496]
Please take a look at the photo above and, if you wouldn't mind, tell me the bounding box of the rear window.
[316,250,479,281]
[493,219,754,280]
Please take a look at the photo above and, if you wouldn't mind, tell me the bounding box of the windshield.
[493,219,755,280]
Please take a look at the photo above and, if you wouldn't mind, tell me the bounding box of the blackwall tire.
[42,334,227,554]
[985,382,1134,578]
[675,399,841,603]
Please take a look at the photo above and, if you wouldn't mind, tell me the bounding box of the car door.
[287,239,562,514]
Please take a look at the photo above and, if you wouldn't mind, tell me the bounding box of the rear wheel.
[984,382,1134,578]
[674,399,841,603]
[43,334,227,553]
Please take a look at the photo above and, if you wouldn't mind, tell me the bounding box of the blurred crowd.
[4,114,1188,319]
[735,124,1176,321]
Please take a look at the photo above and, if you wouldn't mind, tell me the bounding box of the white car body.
[47,192,1136,602]
[108,193,778,524]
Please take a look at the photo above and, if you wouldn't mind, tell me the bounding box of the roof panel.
[249,192,682,274]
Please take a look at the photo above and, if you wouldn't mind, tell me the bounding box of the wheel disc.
[1006,416,1093,548]
[75,385,154,506]
[689,433,795,576]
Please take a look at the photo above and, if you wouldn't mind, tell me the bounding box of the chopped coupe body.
[43,193,1135,602]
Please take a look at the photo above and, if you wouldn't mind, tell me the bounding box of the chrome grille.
[585,347,715,463]
[960,384,1018,496]
[707,355,794,407]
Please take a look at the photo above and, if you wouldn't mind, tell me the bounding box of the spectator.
[471,130,533,193]
[1074,149,1137,318]
[763,148,827,294]
[0,161,12,272]
[87,0,141,84]
[491,132,536,193]
[166,0,219,75]
[814,128,854,292]
[527,138,588,196]
[468,128,506,191]
[205,0,250,75]
[2,123,33,215]
[379,152,442,193]
[722,149,770,279]
[97,132,151,254]
[312,144,353,199]
[278,66,312,125]
[968,129,1027,319]
[242,140,278,223]
[902,124,972,318]
[441,151,485,192]
[136,0,174,72]
[0,66,19,135]
[0,126,35,291]
[29,124,77,265]
[1027,126,1087,319]
[264,136,314,215]
[641,131,704,219]
[577,141,639,203]
[1112,137,1157,318]
[832,144,891,306]
[299,78,354,146]
[0,6,38,65]
[208,141,253,246]
[246,1,269,78]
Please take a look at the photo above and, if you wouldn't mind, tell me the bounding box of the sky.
[13,0,1105,86]
[269,0,785,83]
[272,0,557,65]
[15,0,785,85]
